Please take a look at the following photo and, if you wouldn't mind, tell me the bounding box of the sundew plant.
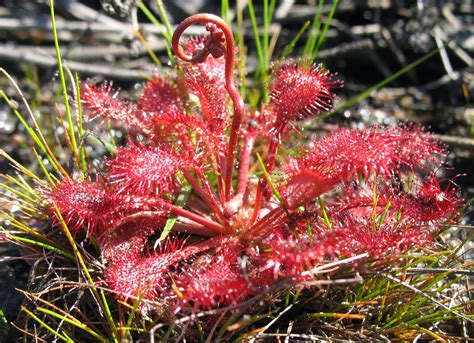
[1,3,472,342]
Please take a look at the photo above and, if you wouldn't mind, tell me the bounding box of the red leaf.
[269,63,342,129]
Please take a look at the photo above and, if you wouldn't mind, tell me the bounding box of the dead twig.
[0,16,205,40]
[4,42,166,61]
[318,38,374,59]
[432,134,474,151]
[0,44,151,80]
[391,267,474,276]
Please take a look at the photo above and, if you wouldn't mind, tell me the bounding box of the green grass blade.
[49,0,79,170]
[377,200,391,227]
[280,20,311,60]
[263,0,269,55]
[125,292,146,337]
[73,73,88,178]
[1,91,60,171]
[313,0,339,59]
[32,148,56,186]
[21,306,72,342]
[404,304,474,326]
[98,289,117,341]
[445,228,474,265]
[157,184,191,244]
[136,29,164,68]
[0,309,8,341]
[153,0,174,43]
[330,48,439,114]
[138,3,174,62]
[317,197,332,231]
[8,235,75,260]
[263,0,276,67]
[0,150,42,183]
[53,208,119,341]
[236,0,247,99]
[221,0,230,24]
[303,0,324,59]
[247,0,264,73]
[3,173,41,199]
[256,153,286,212]
[0,182,39,204]
[36,307,107,342]
[235,1,245,53]
[262,0,270,65]
[381,272,472,324]
[0,68,69,176]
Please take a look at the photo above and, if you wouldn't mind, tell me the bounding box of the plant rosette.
[44,13,463,312]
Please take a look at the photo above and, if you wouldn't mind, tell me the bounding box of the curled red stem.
[172,13,245,202]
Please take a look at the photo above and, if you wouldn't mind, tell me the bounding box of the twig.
[433,26,456,80]
[302,253,369,276]
[432,134,474,151]
[0,16,206,40]
[419,69,472,91]
[9,42,166,61]
[317,38,374,59]
[285,320,294,343]
[391,267,474,276]
[272,1,360,23]
[440,4,473,67]
[250,303,296,340]
[330,19,393,79]
[298,275,364,287]
[54,0,126,26]
[0,44,151,80]
[275,0,295,19]
[380,28,417,83]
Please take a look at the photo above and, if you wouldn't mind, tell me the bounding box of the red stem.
[218,155,227,203]
[236,133,256,196]
[265,137,280,174]
[113,211,218,237]
[249,137,280,223]
[249,181,263,225]
[181,236,234,255]
[196,170,229,225]
[182,169,225,222]
[172,13,245,202]
[159,200,228,234]
[243,206,286,240]
[172,220,221,237]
